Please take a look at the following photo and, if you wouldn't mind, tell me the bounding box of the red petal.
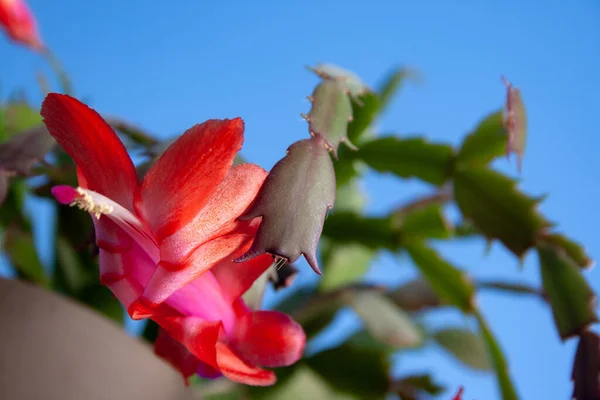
[451,387,464,400]
[212,253,273,302]
[41,94,139,210]
[158,316,222,371]
[0,0,43,50]
[154,328,202,385]
[159,163,267,266]
[138,119,244,242]
[230,310,306,368]
[215,343,276,386]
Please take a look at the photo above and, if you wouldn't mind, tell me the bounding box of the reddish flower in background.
[0,0,43,50]
[451,387,464,400]
[42,93,306,386]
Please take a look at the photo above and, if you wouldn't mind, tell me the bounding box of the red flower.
[41,93,306,386]
[0,0,43,50]
[452,386,464,400]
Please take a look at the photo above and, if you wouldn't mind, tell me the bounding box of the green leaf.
[433,328,491,371]
[334,179,367,213]
[242,261,276,309]
[394,203,453,240]
[475,312,520,400]
[233,153,247,166]
[355,136,455,186]
[2,227,48,286]
[346,66,415,143]
[0,178,28,226]
[388,278,444,312]
[203,392,244,400]
[307,63,370,99]
[376,67,417,117]
[236,138,335,274]
[453,167,549,257]
[0,173,8,206]
[344,290,422,348]
[537,243,597,340]
[332,156,361,187]
[43,50,74,95]
[542,232,594,269]
[346,330,397,353]
[1,102,43,141]
[346,90,378,144]
[306,343,389,399]
[406,243,475,312]
[322,211,398,250]
[453,220,480,238]
[306,80,355,155]
[276,287,340,339]
[107,118,157,147]
[457,110,507,167]
[251,365,358,400]
[391,374,445,400]
[54,235,92,294]
[319,239,375,291]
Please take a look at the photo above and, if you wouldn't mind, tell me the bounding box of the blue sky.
[1,1,599,399]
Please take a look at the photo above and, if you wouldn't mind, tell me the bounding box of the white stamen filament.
[64,186,159,262]
[70,187,114,219]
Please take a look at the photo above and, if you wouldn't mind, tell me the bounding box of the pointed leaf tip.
[538,243,598,340]
[453,167,548,257]
[236,138,336,275]
[457,110,507,167]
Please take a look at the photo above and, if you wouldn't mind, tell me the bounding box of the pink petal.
[159,163,267,264]
[215,343,276,386]
[41,94,139,211]
[93,218,150,310]
[230,310,306,368]
[132,231,255,315]
[165,271,236,335]
[138,119,244,242]
[51,185,79,205]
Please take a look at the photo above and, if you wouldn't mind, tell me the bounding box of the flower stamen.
[70,187,113,219]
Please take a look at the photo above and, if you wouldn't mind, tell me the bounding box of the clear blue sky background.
[1,1,599,399]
